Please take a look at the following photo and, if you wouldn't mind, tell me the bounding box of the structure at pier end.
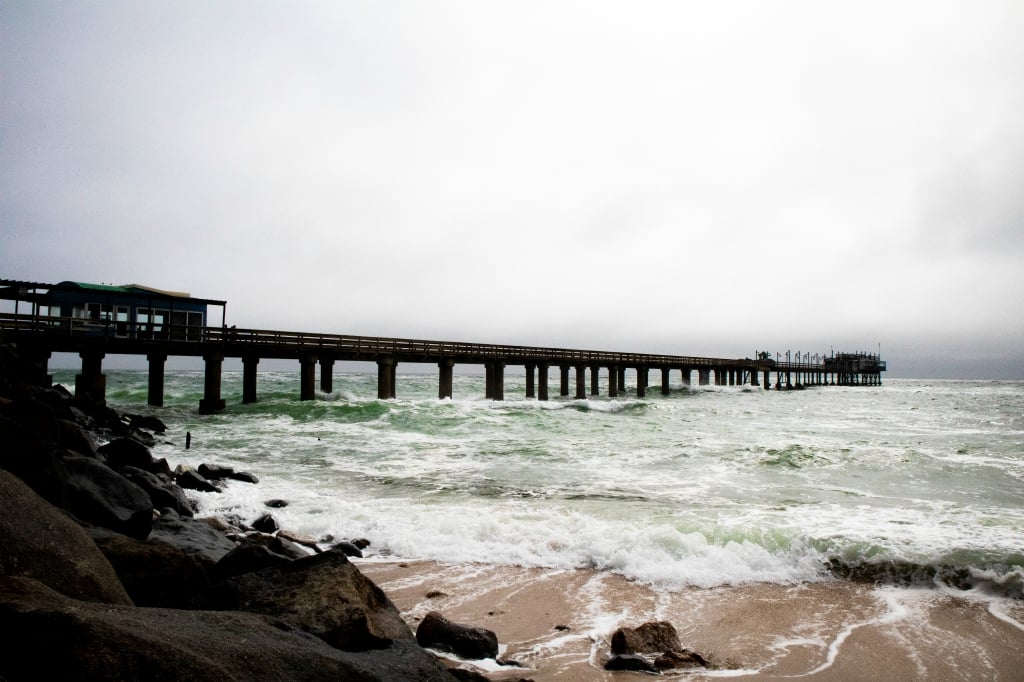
[1,278,886,412]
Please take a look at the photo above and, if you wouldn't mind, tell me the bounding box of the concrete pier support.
[319,356,335,394]
[590,366,600,396]
[661,367,671,395]
[243,356,259,404]
[763,369,770,390]
[608,365,618,397]
[75,350,106,405]
[300,354,317,401]
[492,361,504,400]
[146,352,166,407]
[377,357,396,399]
[525,363,535,399]
[438,359,454,399]
[198,352,226,414]
[680,368,691,387]
[699,369,710,386]
[559,365,570,397]
[575,364,586,399]
[619,366,627,392]
[636,366,648,397]
[538,363,549,401]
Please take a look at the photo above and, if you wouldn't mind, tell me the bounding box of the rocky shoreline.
[1,344,710,680]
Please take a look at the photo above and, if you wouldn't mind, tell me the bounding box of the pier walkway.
[1,313,886,413]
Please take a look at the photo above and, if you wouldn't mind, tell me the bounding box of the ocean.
[69,368,1024,597]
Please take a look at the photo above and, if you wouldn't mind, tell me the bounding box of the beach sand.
[358,560,1024,681]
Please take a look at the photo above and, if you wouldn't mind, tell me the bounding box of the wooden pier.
[1,279,886,413]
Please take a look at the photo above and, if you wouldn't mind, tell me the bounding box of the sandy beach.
[359,560,1024,681]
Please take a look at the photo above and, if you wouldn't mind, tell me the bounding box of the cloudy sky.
[2,1,1022,378]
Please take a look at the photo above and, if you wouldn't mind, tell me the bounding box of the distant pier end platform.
[1,279,885,412]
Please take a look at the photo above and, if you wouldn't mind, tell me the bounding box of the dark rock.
[252,513,279,533]
[352,538,371,550]
[0,469,132,605]
[604,654,659,673]
[63,456,153,540]
[197,548,414,652]
[610,621,682,655]
[334,540,364,558]
[448,670,490,681]
[416,611,499,660]
[0,413,69,507]
[176,469,221,493]
[126,413,167,433]
[266,498,289,508]
[214,543,293,582]
[230,470,259,484]
[149,457,174,478]
[0,576,456,682]
[91,529,210,608]
[147,510,238,565]
[98,437,155,470]
[1,396,60,443]
[269,534,311,559]
[655,649,709,670]
[59,418,99,457]
[119,466,194,518]
[277,529,322,553]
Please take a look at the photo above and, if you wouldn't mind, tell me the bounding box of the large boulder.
[0,469,132,605]
[0,413,69,507]
[610,620,682,655]
[197,548,413,652]
[98,437,155,470]
[119,465,194,518]
[145,509,238,566]
[415,611,499,660]
[0,576,456,682]
[63,456,153,540]
[91,529,210,608]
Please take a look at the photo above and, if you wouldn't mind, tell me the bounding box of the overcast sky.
[3,1,1023,378]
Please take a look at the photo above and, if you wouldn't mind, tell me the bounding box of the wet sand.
[358,560,1024,681]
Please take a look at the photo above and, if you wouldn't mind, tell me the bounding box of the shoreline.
[358,559,1024,680]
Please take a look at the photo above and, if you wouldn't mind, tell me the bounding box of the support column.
[680,368,691,387]
[619,366,627,392]
[485,363,494,400]
[22,349,52,387]
[590,366,600,396]
[636,366,648,398]
[661,367,670,395]
[492,361,505,401]
[319,356,335,394]
[608,365,618,397]
[574,364,586,399]
[525,363,536,399]
[75,350,106,405]
[699,369,710,386]
[559,365,570,397]
[198,352,225,414]
[729,370,736,386]
[538,362,549,401]
[377,357,395,399]
[147,352,166,407]
[300,354,317,401]
[438,359,454,399]
[763,369,770,390]
[243,355,259,404]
